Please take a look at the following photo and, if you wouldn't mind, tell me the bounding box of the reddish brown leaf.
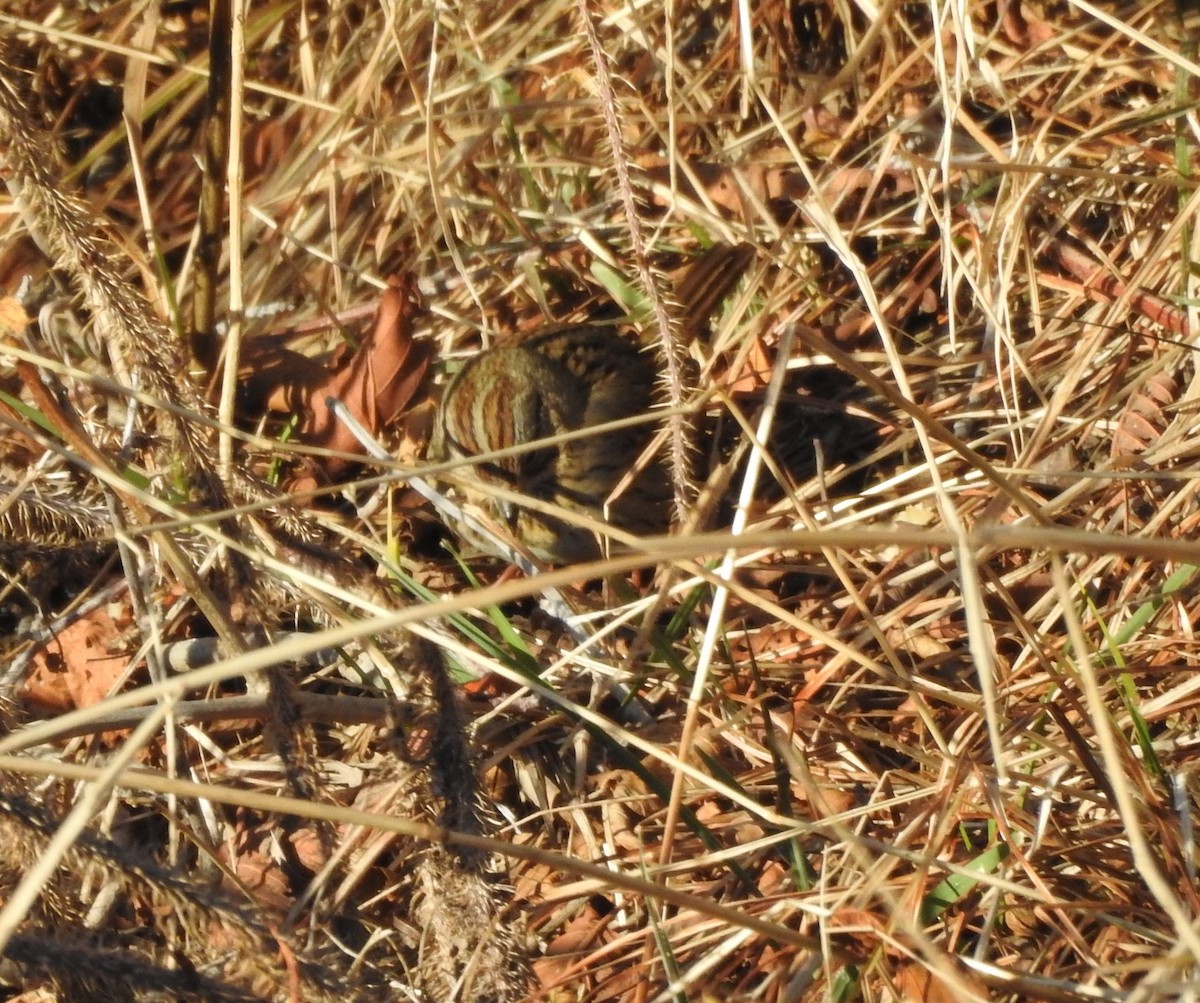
[247,276,431,490]
[0,294,28,337]
[723,333,774,394]
[221,820,330,917]
[999,1,1056,48]
[892,961,989,1003]
[22,608,128,714]
[295,275,431,479]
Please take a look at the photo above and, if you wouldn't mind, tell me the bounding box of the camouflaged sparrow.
[431,244,753,562]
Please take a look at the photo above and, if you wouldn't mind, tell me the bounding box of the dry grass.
[0,0,1199,1000]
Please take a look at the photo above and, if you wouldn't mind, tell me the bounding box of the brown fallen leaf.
[255,275,431,490]
[722,331,774,394]
[892,961,990,1003]
[22,607,129,716]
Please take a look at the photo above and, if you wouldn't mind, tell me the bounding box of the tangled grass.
[0,1,1198,1001]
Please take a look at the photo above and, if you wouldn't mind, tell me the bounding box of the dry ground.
[0,1,1198,1001]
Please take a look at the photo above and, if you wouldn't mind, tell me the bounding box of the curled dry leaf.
[254,275,431,490]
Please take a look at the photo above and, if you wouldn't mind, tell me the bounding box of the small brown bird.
[431,245,753,561]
